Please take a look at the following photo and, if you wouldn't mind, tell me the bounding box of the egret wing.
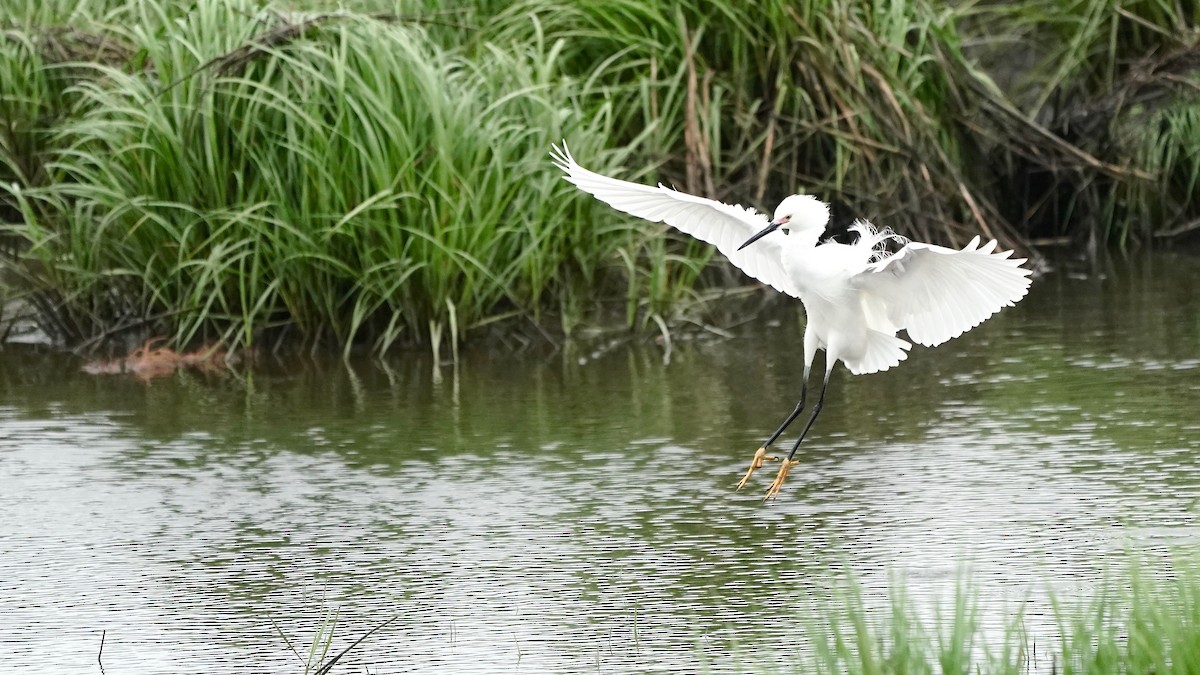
[551,143,798,297]
[853,237,1031,347]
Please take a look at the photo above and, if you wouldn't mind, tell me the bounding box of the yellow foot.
[764,459,801,501]
[736,447,777,491]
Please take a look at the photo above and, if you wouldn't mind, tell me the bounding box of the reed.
[474,0,1030,248]
[1,0,1197,353]
[4,0,671,354]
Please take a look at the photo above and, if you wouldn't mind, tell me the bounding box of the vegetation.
[788,559,1200,674]
[1,0,1197,354]
[1,1,654,355]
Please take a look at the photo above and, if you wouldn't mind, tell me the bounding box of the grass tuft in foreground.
[781,559,1200,675]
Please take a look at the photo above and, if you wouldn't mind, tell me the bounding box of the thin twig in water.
[97,629,105,664]
[271,619,306,664]
[1154,217,1200,238]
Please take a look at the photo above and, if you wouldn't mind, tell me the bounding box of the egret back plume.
[848,220,909,263]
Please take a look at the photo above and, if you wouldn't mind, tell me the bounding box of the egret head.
[738,194,830,250]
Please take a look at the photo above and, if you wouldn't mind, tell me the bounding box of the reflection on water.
[2,253,1199,673]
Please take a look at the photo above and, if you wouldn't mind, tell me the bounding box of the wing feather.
[551,143,799,297]
[853,239,1032,347]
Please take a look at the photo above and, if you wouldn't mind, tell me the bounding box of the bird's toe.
[735,447,777,491]
[763,460,800,501]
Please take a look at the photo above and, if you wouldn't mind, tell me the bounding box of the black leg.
[784,370,831,461]
[760,382,807,449]
[737,361,814,493]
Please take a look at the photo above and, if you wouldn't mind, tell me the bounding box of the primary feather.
[551,143,800,298]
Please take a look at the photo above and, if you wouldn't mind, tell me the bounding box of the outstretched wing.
[551,143,798,298]
[853,237,1031,347]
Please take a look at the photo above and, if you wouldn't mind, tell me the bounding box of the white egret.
[551,143,1032,500]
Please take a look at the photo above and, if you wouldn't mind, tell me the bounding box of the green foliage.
[793,560,1200,674]
[4,0,660,353]
[472,0,1023,247]
[1,0,1197,352]
[1050,559,1200,674]
[0,31,49,191]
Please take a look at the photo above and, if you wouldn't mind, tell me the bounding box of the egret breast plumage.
[551,142,1031,500]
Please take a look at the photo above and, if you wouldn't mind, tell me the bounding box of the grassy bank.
[1,0,1198,354]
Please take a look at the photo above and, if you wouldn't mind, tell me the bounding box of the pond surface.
[2,252,1199,673]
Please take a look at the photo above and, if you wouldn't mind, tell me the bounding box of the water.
[2,252,1199,673]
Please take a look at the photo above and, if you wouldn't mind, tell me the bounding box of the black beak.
[738,220,782,251]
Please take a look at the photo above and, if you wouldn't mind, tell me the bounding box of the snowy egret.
[550,143,1032,500]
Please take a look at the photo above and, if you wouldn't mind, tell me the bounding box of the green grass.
[1,0,1197,353]
[472,0,1028,247]
[3,0,678,354]
[785,559,1200,674]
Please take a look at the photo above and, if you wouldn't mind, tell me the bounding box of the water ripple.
[2,255,1199,672]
